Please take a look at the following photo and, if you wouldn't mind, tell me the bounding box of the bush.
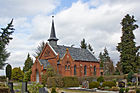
[51,87,57,93]
[136,88,140,93]
[89,82,100,89]
[23,69,32,82]
[63,77,79,87]
[12,67,24,81]
[41,73,48,87]
[102,81,116,88]
[111,87,119,91]
[119,88,124,93]
[97,76,104,82]
[127,71,134,82]
[28,82,43,93]
[127,82,132,86]
[125,88,129,93]
[47,77,63,88]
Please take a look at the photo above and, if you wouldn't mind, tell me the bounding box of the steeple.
[48,16,58,46]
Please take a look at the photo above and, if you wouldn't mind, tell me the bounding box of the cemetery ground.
[0,75,140,93]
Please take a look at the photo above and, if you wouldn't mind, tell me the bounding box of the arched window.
[68,65,70,70]
[94,66,96,75]
[74,65,76,75]
[84,65,87,75]
[65,65,67,70]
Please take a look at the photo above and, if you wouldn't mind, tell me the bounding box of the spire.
[48,16,58,46]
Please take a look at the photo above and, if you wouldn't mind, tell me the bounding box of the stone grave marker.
[21,82,28,93]
[39,87,48,93]
[8,82,15,93]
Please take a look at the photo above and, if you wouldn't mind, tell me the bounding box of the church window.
[94,66,96,75]
[74,65,76,75]
[84,65,87,75]
[65,65,67,70]
[68,65,70,70]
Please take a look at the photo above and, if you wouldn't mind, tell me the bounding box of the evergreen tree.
[80,38,87,49]
[0,19,14,69]
[88,44,94,54]
[117,14,139,74]
[23,53,33,72]
[136,52,140,72]
[23,69,32,82]
[99,47,115,75]
[99,52,104,67]
[103,47,110,61]
[33,41,45,57]
[6,64,12,80]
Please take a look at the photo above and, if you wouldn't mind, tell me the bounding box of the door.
[36,70,39,83]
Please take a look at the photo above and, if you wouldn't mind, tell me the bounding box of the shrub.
[47,77,63,88]
[102,81,116,88]
[97,76,104,82]
[28,82,43,93]
[119,88,124,93]
[89,82,100,89]
[63,77,79,87]
[127,71,134,82]
[136,88,140,93]
[51,87,57,93]
[127,82,132,86]
[41,73,48,87]
[12,67,24,81]
[125,88,129,93]
[111,87,119,91]
[23,69,32,82]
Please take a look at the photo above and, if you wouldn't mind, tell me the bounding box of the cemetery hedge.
[89,81,100,89]
[47,77,64,88]
[63,77,79,87]
[102,81,116,88]
[47,76,79,88]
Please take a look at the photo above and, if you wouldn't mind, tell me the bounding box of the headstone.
[21,82,28,93]
[8,82,15,93]
[132,77,136,83]
[39,87,48,93]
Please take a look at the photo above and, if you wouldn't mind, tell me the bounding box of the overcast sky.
[0,0,140,75]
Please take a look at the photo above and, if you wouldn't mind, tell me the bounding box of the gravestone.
[82,81,89,88]
[39,87,48,93]
[8,82,15,93]
[21,82,28,93]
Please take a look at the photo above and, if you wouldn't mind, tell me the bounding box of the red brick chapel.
[31,17,101,82]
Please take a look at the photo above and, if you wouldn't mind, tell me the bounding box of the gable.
[39,43,57,60]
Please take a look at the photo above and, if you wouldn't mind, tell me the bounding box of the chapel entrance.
[36,70,39,83]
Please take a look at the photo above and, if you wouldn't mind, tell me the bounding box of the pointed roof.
[48,16,58,41]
